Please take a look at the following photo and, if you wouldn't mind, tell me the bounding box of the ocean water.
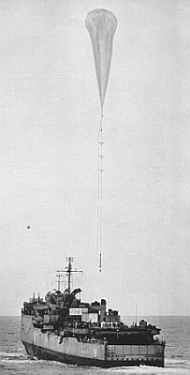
[0,316,189,375]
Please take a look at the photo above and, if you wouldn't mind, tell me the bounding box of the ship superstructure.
[21,258,165,367]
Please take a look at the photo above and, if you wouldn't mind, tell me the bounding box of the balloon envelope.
[85,9,117,111]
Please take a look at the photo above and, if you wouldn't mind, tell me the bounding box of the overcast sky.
[0,0,190,317]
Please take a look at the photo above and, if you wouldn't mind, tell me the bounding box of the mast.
[57,257,82,293]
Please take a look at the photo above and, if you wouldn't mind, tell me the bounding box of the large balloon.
[85,9,117,113]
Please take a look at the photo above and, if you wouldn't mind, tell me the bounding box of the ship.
[21,257,165,368]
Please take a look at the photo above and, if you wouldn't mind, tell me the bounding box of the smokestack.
[100,299,106,322]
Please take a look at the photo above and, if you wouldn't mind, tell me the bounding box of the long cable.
[98,108,104,272]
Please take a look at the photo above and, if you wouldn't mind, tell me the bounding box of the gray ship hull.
[21,314,165,368]
[22,340,164,367]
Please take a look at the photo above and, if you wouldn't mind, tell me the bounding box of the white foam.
[104,360,190,374]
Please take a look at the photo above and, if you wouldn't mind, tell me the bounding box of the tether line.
[97,110,104,272]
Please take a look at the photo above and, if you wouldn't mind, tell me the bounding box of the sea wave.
[0,353,74,366]
[1,353,190,372]
[0,351,28,361]
[103,358,190,374]
[165,358,190,369]
[106,368,190,375]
